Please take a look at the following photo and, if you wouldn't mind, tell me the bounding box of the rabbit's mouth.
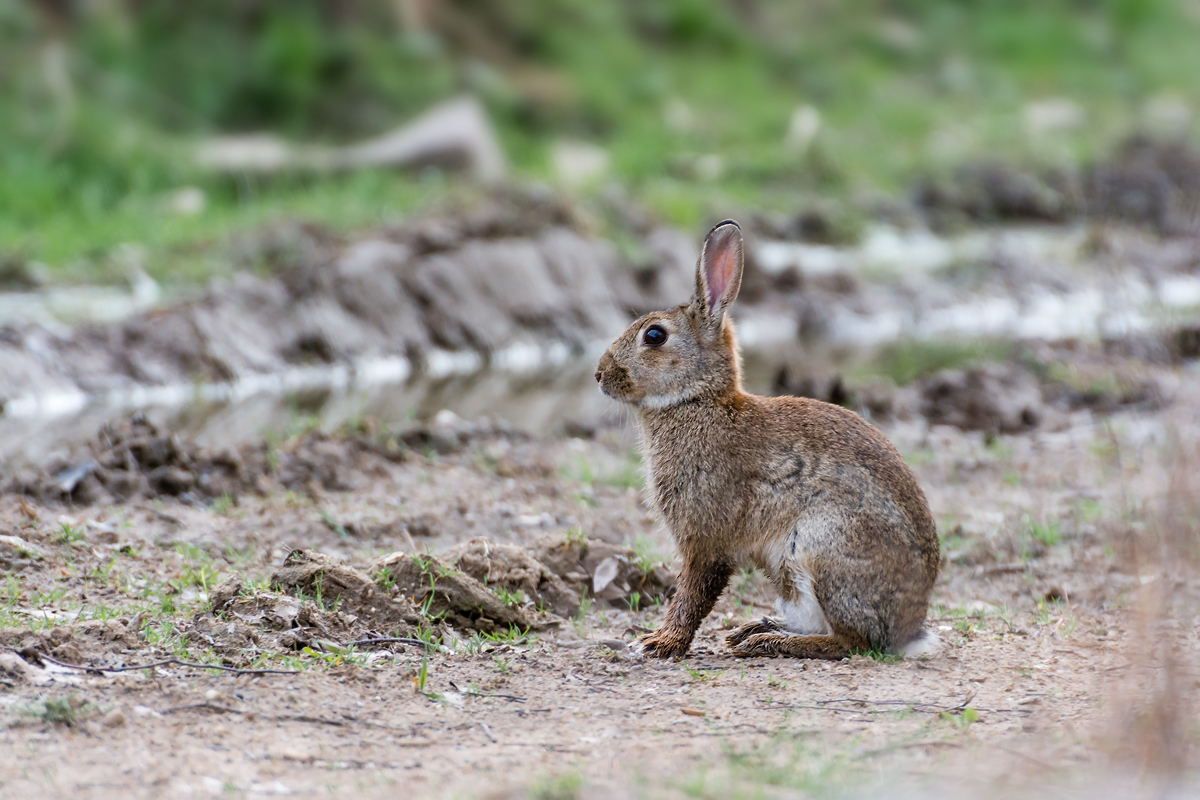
[597,363,694,409]
[595,357,642,404]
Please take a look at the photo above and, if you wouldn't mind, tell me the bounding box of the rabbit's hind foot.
[727,632,850,660]
[724,617,784,649]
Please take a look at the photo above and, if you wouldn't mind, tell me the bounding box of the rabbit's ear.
[693,220,744,327]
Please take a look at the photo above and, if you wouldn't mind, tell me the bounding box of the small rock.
[1022,98,1085,134]
[551,140,609,187]
[209,575,244,613]
[170,186,207,216]
[147,465,194,495]
[592,556,621,594]
[90,529,120,545]
[785,105,821,155]
[0,651,41,682]
[100,708,127,728]
[274,745,316,763]
[0,535,47,566]
[693,154,724,182]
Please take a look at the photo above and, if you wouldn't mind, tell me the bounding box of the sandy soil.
[2,367,1199,798]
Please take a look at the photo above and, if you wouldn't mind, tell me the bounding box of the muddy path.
[2,360,1199,797]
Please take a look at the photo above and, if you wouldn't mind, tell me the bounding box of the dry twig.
[769,691,1029,716]
[4,645,299,676]
[348,636,436,649]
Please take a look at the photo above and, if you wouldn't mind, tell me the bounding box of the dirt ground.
[2,361,1199,798]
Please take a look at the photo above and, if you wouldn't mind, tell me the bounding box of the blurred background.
[2,0,1200,450]
[4,0,1200,283]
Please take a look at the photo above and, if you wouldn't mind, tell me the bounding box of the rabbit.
[594,220,940,660]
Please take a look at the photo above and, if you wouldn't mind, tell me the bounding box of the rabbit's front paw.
[636,628,691,659]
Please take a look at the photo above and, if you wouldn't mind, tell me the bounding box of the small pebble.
[101,709,127,728]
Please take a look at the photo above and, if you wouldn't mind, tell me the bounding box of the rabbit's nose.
[594,370,602,383]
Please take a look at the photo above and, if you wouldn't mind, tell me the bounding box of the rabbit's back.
[776,395,936,551]
[639,393,938,568]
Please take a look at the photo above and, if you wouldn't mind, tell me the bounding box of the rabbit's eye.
[642,325,668,347]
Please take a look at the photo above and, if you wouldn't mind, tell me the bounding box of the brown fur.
[596,220,940,660]
[638,558,733,658]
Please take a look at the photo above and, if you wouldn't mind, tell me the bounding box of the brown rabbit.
[595,220,939,659]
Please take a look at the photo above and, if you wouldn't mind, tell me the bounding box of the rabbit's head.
[596,220,745,409]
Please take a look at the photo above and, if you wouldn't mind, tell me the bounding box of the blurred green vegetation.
[851,338,1014,387]
[3,0,1200,283]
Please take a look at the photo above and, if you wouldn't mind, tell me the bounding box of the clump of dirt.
[0,534,48,573]
[2,413,519,506]
[246,533,679,644]
[528,533,675,605]
[261,531,678,640]
[915,344,1174,435]
[261,535,677,639]
[442,538,582,618]
[201,573,410,659]
[746,202,864,246]
[1028,339,1176,414]
[1,620,141,668]
[395,411,527,456]
[1085,135,1200,235]
[770,323,1193,437]
[0,251,42,291]
[1100,325,1200,367]
[182,553,436,662]
[2,415,263,505]
[1176,325,1200,360]
[195,600,390,661]
[914,162,1070,228]
[918,363,1045,435]
[369,551,563,633]
[381,189,584,256]
[914,136,1200,234]
[186,614,265,659]
[771,366,896,420]
[267,550,429,635]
